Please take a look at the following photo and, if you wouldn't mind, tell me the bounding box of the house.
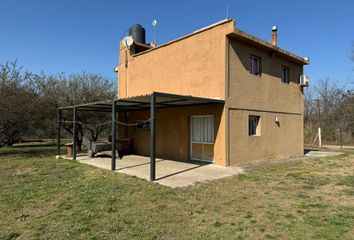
[116,19,309,167]
[57,19,309,181]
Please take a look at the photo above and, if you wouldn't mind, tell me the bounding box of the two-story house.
[116,19,308,167]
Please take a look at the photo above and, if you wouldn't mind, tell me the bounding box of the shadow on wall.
[230,40,299,84]
[118,104,224,162]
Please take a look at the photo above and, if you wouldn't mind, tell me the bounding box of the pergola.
[57,92,224,181]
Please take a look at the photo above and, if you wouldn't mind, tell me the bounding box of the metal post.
[56,109,61,157]
[73,107,77,160]
[340,127,343,149]
[150,93,156,181]
[317,99,322,149]
[111,101,116,171]
[340,105,344,149]
[317,99,321,128]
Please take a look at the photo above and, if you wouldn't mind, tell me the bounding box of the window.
[191,116,214,144]
[250,55,261,75]
[281,66,290,83]
[249,115,260,136]
[135,121,150,132]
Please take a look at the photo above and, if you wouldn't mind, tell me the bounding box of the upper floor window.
[281,66,290,83]
[250,55,261,75]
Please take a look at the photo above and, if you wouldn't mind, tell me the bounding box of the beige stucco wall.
[227,39,304,113]
[117,21,235,100]
[227,38,304,165]
[118,105,226,166]
[228,110,303,165]
[115,20,306,166]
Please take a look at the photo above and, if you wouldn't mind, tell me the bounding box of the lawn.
[1,146,354,239]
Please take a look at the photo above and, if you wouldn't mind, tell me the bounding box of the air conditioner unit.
[300,75,309,87]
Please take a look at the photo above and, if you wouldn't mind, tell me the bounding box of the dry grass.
[1,146,354,239]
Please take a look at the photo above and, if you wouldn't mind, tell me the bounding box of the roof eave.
[132,19,234,57]
[227,29,309,65]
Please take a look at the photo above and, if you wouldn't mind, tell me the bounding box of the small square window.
[250,55,261,75]
[135,121,150,132]
[281,66,290,83]
[249,115,260,136]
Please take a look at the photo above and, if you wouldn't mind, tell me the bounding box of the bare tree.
[315,78,344,143]
[46,72,116,150]
[304,86,317,143]
[0,60,116,148]
[0,61,36,146]
[304,77,354,146]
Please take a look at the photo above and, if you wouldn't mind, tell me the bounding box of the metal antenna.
[225,0,230,19]
[152,19,157,44]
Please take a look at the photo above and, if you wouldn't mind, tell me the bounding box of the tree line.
[1,44,354,148]
[0,61,116,147]
[304,79,354,145]
[304,44,354,146]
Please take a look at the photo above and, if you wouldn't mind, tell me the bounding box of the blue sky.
[1,0,353,88]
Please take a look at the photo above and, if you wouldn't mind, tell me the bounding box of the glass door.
[190,115,214,162]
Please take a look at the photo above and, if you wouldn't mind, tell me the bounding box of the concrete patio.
[65,150,343,188]
[73,153,244,188]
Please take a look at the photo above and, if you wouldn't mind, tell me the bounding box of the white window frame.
[190,115,214,162]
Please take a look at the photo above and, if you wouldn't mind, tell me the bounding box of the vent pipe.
[271,25,277,46]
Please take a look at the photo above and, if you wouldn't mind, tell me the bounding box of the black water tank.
[128,24,146,45]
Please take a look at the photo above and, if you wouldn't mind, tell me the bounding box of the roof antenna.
[152,19,158,45]
[225,0,230,19]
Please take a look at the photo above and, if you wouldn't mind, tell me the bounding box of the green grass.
[1,146,354,239]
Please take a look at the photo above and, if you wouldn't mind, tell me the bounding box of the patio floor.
[64,150,343,188]
[73,153,244,188]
